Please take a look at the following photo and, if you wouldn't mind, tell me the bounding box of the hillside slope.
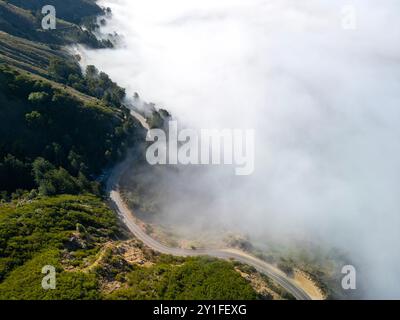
[0,1,109,47]
[0,0,282,300]
[0,195,260,300]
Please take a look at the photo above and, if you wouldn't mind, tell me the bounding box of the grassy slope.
[0,31,69,77]
[0,1,104,47]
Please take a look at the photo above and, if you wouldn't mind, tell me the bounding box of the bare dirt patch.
[293,269,326,300]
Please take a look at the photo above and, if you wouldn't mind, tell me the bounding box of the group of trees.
[32,157,98,196]
[0,0,132,200]
[0,65,144,198]
[48,58,126,108]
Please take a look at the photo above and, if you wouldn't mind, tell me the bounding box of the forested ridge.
[0,0,148,199]
[0,64,144,196]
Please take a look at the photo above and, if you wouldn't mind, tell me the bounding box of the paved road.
[106,111,312,301]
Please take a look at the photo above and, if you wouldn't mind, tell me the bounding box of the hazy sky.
[81,0,400,298]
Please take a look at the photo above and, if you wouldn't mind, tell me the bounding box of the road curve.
[106,111,312,301]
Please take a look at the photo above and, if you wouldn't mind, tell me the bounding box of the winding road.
[106,110,312,301]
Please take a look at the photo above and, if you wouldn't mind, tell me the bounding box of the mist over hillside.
[81,0,400,298]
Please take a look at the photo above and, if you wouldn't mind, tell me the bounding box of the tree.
[25,111,44,128]
[32,157,55,185]
[85,65,99,78]
[48,58,82,83]
[28,92,49,105]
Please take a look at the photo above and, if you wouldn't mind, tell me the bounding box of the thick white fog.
[80,0,400,298]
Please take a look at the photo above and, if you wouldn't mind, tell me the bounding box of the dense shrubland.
[0,196,259,300]
[107,257,258,300]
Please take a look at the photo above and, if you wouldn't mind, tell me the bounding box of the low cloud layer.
[81,0,400,298]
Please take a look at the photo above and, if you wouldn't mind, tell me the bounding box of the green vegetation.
[0,0,110,48]
[107,257,257,300]
[0,0,142,200]
[0,31,69,78]
[48,59,126,108]
[0,0,268,301]
[0,196,259,300]
[0,195,118,282]
[0,250,101,300]
[0,195,114,299]
[0,65,143,196]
